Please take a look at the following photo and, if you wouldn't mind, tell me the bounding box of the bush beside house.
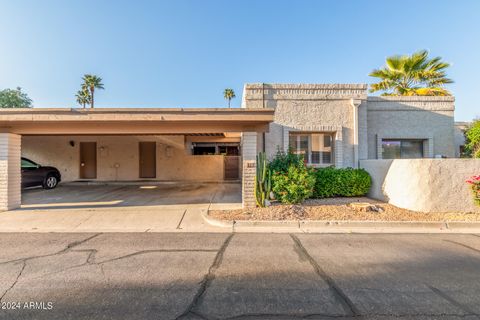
[313,167,371,198]
[264,150,372,205]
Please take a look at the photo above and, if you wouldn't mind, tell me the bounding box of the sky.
[0,0,478,121]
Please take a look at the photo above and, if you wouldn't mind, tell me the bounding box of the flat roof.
[0,108,275,135]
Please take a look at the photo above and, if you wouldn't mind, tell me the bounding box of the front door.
[139,142,156,178]
[79,142,97,179]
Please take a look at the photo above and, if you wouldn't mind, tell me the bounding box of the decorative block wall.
[241,132,257,208]
[0,133,21,211]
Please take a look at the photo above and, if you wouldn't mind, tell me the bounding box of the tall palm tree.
[223,88,236,108]
[75,88,91,108]
[82,74,104,108]
[369,50,453,96]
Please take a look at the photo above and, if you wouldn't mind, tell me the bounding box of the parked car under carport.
[21,157,61,189]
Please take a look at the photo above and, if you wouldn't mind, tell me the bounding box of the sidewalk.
[2,205,480,233]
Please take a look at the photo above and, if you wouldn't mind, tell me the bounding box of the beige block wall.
[366,97,455,159]
[0,133,21,211]
[361,159,480,213]
[241,132,257,208]
[242,84,369,168]
[22,135,225,182]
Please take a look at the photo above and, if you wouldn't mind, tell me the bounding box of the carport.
[0,108,274,211]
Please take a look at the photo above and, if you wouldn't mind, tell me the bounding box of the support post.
[0,133,21,211]
[351,99,361,168]
[241,132,257,208]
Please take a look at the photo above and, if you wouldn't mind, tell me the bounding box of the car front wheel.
[43,175,58,189]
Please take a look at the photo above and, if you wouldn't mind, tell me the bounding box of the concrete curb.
[203,211,480,233]
[200,210,234,228]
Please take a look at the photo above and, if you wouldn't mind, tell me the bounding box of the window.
[192,143,240,155]
[382,139,424,159]
[21,158,38,169]
[289,132,334,165]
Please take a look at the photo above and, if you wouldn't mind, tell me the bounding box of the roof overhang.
[0,108,275,135]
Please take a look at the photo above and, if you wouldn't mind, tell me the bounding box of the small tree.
[0,87,32,108]
[75,88,91,108]
[82,74,104,108]
[223,88,235,108]
[465,120,480,158]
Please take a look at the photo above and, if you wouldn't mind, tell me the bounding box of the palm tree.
[223,88,236,108]
[82,74,104,108]
[75,88,91,108]
[369,50,453,96]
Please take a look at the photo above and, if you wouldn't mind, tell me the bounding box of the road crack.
[427,284,478,316]
[0,233,103,266]
[176,233,234,320]
[0,260,26,303]
[290,234,360,318]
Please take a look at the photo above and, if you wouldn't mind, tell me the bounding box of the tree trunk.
[228,99,231,108]
[90,87,94,108]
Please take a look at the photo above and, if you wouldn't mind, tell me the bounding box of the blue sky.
[0,0,478,120]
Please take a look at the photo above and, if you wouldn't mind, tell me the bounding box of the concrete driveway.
[0,183,241,232]
[1,233,480,319]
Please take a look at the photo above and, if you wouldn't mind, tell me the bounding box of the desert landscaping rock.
[209,197,480,222]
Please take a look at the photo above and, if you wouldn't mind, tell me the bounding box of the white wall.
[361,159,480,213]
[22,135,225,182]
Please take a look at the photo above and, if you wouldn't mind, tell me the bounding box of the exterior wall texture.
[242,84,456,167]
[22,135,225,182]
[242,84,368,168]
[241,132,257,208]
[366,96,455,159]
[361,159,480,213]
[454,122,469,157]
[0,133,21,211]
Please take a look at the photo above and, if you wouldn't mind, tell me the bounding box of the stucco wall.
[366,97,455,159]
[361,159,480,213]
[242,84,368,168]
[22,135,225,182]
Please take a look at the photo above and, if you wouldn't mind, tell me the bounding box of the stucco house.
[0,83,457,210]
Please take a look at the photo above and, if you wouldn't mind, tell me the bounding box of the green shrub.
[272,165,315,204]
[269,149,304,174]
[313,167,371,198]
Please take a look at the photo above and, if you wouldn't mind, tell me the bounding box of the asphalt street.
[1,233,480,320]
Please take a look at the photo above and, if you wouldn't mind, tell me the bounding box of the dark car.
[21,157,61,189]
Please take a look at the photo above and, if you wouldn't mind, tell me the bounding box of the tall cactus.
[255,152,272,207]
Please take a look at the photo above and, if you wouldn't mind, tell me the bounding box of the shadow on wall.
[360,159,480,213]
[366,97,455,159]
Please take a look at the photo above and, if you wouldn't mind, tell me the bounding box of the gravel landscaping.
[209,197,480,222]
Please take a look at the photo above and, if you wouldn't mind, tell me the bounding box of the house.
[454,121,470,157]
[0,83,456,210]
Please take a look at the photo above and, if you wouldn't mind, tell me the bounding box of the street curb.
[203,211,480,233]
[201,210,234,228]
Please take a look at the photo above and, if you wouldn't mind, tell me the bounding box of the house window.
[289,132,334,165]
[382,139,424,159]
[191,143,240,155]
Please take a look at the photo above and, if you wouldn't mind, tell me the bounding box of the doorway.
[79,142,97,179]
[139,142,156,178]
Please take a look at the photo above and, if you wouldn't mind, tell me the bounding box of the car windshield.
[21,158,38,169]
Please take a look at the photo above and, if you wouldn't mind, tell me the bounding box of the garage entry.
[0,108,274,211]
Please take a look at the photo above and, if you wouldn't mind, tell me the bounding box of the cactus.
[255,152,272,207]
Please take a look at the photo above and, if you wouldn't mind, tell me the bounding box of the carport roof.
[0,108,274,135]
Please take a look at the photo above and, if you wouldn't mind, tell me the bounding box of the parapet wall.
[360,159,480,213]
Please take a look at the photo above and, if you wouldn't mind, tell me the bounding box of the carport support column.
[242,132,257,208]
[0,133,21,211]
